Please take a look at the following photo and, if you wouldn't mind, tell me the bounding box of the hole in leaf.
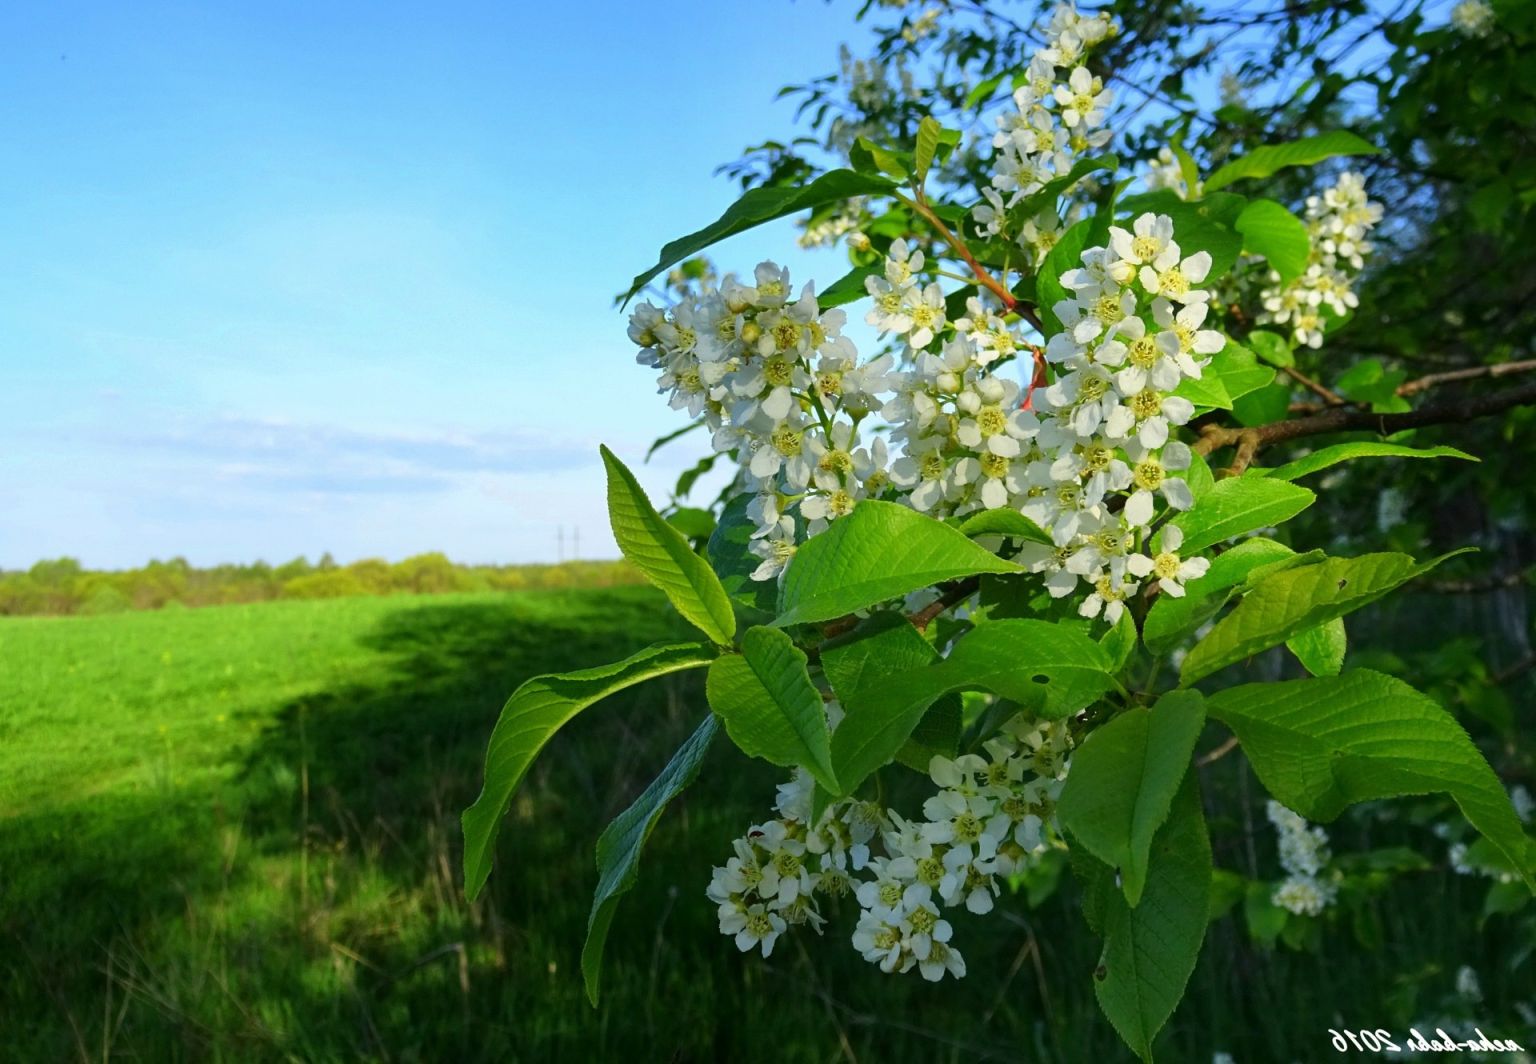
[1337,578,1349,589]
[1031,674,1049,685]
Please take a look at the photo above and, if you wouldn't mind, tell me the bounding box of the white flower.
[1139,248,1213,304]
[1122,441,1194,526]
[1451,0,1494,36]
[1126,524,1210,597]
[721,902,788,956]
[903,282,948,348]
[1273,874,1334,916]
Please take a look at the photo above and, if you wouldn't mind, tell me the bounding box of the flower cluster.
[1450,0,1495,37]
[706,762,884,956]
[630,262,896,581]
[708,716,1074,980]
[975,3,1118,260]
[1257,171,1383,348]
[1144,146,1193,200]
[1266,800,1338,916]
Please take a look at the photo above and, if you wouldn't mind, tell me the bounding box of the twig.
[1396,358,1536,397]
[1195,381,1536,458]
[1198,736,1240,767]
[1281,364,1347,406]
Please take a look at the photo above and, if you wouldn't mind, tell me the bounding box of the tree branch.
[1196,380,1536,458]
[1288,358,1536,413]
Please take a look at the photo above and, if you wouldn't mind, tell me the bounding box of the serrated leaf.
[1257,443,1478,482]
[644,419,704,461]
[623,169,898,303]
[1142,538,1304,654]
[1172,367,1233,411]
[1181,550,1471,685]
[1037,215,1103,335]
[1245,329,1294,369]
[774,500,1020,627]
[821,613,958,772]
[1100,610,1139,672]
[829,619,1114,796]
[1090,773,1212,1061]
[1203,131,1379,193]
[462,642,717,900]
[1170,476,1316,554]
[1117,189,1247,281]
[1059,691,1206,906]
[705,627,838,793]
[915,116,943,182]
[1235,199,1311,283]
[1207,669,1534,890]
[706,493,778,616]
[1286,617,1347,676]
[818,263,881,308]
[583,715,717,1003]
[956,508,1052,544]
[602,446,735,644]
[1213,341,1278,401]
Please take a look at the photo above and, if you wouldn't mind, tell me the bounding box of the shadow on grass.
[4,588,1521,1063]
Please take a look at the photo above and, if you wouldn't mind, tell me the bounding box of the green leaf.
[1172,367,1233,411]
[705,627,838,793]
[1142,538,1304,655]
[1181,551,1469,685]
[1037,215,1102,335]
[461,642,717,900]
[964,71,1007,110]
[1257,443,1478,482]
[1207,670,1535,890]
[818,263,881,308]
[821,613,959,772]
[774,500,1020,627]
[1005,154,1119,233]
[1059,691,1206,906]
[956,508,1052,544]
[1211,340,1278,399]
[1090,773,1212,1061]
[849,137,913,180]
[602,446,736,644]
[1170,476,1316,554]
[1245,330,1294,369]
[1286,618,1347,676]
[706,493,778,616]
[1244,881,1288,945]
[915,116,943,182]
[582,715,717,1003]
[622,169,898,303]
[1203,131,1379,193]
[666,507,715,540]
[1235,199,1311,284]
[644,419,704,461]
[1232,381,1292,426]
[830,619,1114,796]
[1117,189,1247,281]
[1100,610,1139,673]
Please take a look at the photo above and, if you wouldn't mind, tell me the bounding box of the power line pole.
[573,527,580,561]
[557,525,564,563]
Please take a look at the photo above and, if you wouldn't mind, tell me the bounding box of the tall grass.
[1,588,1526,1061]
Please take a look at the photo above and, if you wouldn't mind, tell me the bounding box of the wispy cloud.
[113,415,589,495]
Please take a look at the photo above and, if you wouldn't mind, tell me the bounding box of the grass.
[1,587,1528,1062]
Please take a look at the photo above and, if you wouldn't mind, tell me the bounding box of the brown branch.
[909,576,983,632]
[1281,364,1347,406]
[1287,359,1536,415]
[1396,358,1536,397]
[1195,380,1536,458]
[1197,736,1240,767]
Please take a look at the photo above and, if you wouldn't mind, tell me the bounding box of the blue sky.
[0,1,878,569]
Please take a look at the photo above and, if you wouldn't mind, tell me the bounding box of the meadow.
[1,586,1527,1062]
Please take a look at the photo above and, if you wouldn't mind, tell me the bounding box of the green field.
[1,588,1525,1062]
